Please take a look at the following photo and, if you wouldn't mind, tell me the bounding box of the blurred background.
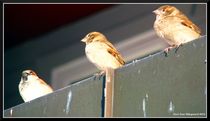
[4,4,206,109]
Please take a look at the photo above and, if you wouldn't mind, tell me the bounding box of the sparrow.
[18,70,53,102]
[81,31,125,73]
[153,5,201,55]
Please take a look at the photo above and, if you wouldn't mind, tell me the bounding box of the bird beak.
[153,10,159,14]
[22,72,28,81]
[81,37,86,43]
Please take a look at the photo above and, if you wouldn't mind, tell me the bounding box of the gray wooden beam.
[113,36,206,117]
[4,36,206,117]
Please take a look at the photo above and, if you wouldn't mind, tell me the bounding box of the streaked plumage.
[81,32,125,72]
[153,5,201,53]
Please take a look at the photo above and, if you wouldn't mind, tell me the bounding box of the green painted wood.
[113,37,206,117]
[4,36,206,117]
[4,76,103,117]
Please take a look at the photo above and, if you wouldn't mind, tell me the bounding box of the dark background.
[4,4,114,50]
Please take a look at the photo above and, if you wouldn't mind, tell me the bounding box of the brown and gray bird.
[19,70,53,102]
[81,32,125,73]
[153,5,201,54]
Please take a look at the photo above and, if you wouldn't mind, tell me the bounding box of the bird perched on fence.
[19,70,53,102]
[81,31,125,74]
[153,5,201,55]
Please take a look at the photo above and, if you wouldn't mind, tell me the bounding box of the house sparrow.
[153,5,201,55]
[18,70,53,102]
[81,32,125,73]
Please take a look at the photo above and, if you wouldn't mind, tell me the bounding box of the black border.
[1,0,208,120]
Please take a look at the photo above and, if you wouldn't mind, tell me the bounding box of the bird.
[153,5,201,55]
[18,70,53,102]
[81,31,125,74]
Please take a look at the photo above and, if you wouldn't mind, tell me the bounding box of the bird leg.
[99,70,106,75]
[164,46,174,57]
[94,70,105,80]
[164,43,183,57]
[175,43,183,53]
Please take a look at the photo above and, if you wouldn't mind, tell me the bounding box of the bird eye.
[162,9,166,12]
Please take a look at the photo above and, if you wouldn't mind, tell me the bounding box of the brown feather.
[180,17,201,34]
[105,40,125,65]
[107,48,125,65]
[174,11,201,34]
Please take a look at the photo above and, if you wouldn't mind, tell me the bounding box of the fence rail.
[4,36,206,117]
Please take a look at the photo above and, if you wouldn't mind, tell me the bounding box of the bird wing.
[105,40,125,65]
[38,78,53,91]
[178,14,201,34]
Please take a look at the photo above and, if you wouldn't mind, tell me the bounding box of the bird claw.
[164,51,168,57]
[94,71,105,80]
[164,44,183,57]
[164,47,173,57]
